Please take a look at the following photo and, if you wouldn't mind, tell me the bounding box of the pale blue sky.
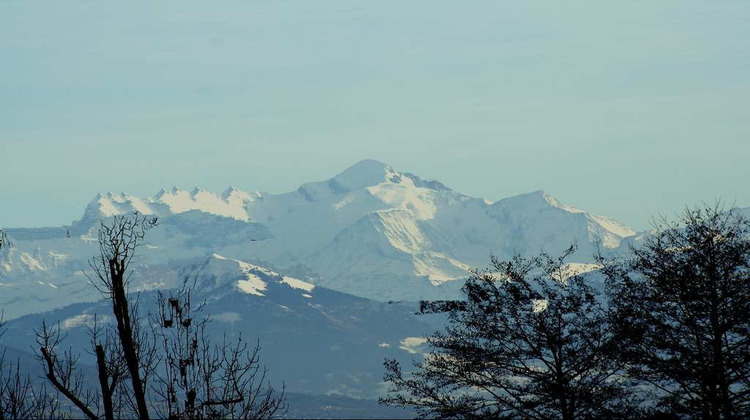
[1,1,749,230]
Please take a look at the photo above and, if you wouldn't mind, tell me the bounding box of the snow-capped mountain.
[1,159,639,317]
[79,187,264,224]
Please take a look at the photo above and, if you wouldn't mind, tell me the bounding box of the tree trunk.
[707,254,732,420]
[109,258,150,419]
[95,345,114,420]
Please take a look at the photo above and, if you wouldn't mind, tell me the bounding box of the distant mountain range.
[3,160,747,413]
[1,159,641,319]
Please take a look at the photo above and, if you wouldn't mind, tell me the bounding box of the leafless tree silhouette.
[36,213,285,419]
[1,315,62,419]
[150,281,286,419]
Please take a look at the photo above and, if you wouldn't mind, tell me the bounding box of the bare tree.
[150,281,287,419]
[36,213,286,419]
[382,245,641,419]
[2,232,62,419]
[37,214,158,420]
[1,315,62,419]
[36,321,101,419]
[87,213,158,419]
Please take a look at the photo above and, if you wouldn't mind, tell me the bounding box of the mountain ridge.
[1,159,639,317]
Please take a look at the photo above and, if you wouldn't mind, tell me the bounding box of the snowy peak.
[295,159,397,201]
[221,186,263,202]
[294,160,451,208]
[490,190,572,212]
[332,159,394,191]
[81,186,265,222]
[489,190,602,219]
[81,192,156,221]
[330,159,452,194]
[487,190,636,249]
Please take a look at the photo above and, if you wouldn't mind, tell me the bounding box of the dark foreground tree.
[0,229,7,251]
[2,231,62,419]
[38,213,158,419]
[1,316,61,419]
[36,213,286,419]
[150,282,286,419]
[382,245,640,419]
[87,213,158,419]
[600,205,750,419]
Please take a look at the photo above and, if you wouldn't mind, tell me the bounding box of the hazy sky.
[1,1,749,230]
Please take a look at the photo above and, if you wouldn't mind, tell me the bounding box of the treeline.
[382,205,750,419]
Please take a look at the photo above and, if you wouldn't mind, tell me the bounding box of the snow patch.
[48,251,69,263]
[367,184,438,220]
[588,214,636,238]
[62,314,108,330]
[552,263,603,282]
[236,273,267,296]
[213,312,241,323]
[532,299,548,312]
[399,337,428,354]
[373,210,429,253]
[282,276,315,292]
[20,253,45,271]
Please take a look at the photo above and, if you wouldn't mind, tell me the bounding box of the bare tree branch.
[150,279,287,419]
[35,321,99,420]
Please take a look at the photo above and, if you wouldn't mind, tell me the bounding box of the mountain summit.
[330,159,451,193]
[1,160,638,315]
[332,159,395,191]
